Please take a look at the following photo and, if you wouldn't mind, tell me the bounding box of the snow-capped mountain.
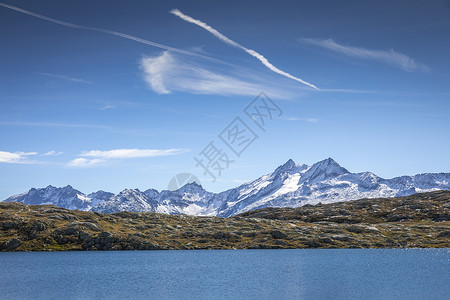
[215,158,449,217]
[151,182,219,216]
[87,190,114,208]
[4,185,92,210]
[92,189,156,213]
[3,158,450,217]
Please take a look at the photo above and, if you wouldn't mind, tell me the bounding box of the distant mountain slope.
[3,158,450,216]
[4,185,93,210]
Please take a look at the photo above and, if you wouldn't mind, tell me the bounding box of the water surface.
[0,249,449,299]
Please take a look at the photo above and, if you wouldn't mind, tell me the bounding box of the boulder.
[31,221,46,231]
[437,231,450,238]
[0,221,22,230]
[0,238,22,251]
[331,234,351,242]
[270,230,288,239]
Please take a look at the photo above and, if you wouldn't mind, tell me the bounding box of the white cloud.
[67,158,104,167]
[0,151,37,164]
[81,148,189,159]
[141,52,172,94]
[302,38,429,72]
[41,150,63,156]
[140,51,289,97]
[67,148,189,167]
[170,9,319,90]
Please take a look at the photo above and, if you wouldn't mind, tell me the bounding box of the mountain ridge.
[3,158,450,217]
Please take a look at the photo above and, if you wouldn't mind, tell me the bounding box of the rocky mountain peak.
[273,159,307,177]
[3,158,449,217]
[300,158,349,184]
[177,181,205,194]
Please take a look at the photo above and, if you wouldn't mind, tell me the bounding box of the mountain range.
[3,158,450,217]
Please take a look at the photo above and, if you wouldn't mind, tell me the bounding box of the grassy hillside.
[1,191,449,251]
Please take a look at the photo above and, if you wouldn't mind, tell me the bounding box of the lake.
[0,249,449,299]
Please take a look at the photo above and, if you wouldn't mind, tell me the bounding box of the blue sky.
[1,0,449,199]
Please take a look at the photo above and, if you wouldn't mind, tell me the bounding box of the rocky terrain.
[1,191,449,251]
[4,158,450,217]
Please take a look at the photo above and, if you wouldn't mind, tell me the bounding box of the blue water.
[0,249,449,300]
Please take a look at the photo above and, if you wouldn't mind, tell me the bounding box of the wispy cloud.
[98,101,135,110]
[67,158,104,167]
[302,38,429,72]
[140,51,289,97]
[0,121,111,130]
[99,104,116,110]
[0,2,221,63]
[170,9,319,90]
[35,72,92,84]
[82,149,188,159]
[0,2,314,95]
[283,117,319,123]
[41,150,63,156]
[68,148,189,167]
[0,151,37,164]
[0,121,154,137]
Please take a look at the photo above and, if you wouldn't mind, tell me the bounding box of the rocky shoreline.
[1,191,449,251]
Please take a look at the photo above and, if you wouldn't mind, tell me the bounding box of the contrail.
[302,38,429,72]
[0,2,218,61]
[170,9,319,90]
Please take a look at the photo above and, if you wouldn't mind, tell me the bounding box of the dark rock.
[31,221,46,231]
[112,211,140,219]
[331,217,360,224]
[83,231,118,250]
[319,237,333,243]
[51,231,70,244]
[346,225,364,234]
[213,232,226,239]
[1,238,22,251]
[182,231,195,237]
[64,227,80,236]
[48,213,77,221]
[437,231,450,238]
[212,231,241,242]
[98,231,112,239]
[59,214,77,220]
[0,221,22,230]
[270,230,287,239]
[27,229,38,240]
[249,244,270,249]
[242,231,257,237]
[304,240,321,248]
[431,214,450,222]
[386,214,412,222]
[331,234,351,242]
[79,231,91,241]
[68,221,100,231]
